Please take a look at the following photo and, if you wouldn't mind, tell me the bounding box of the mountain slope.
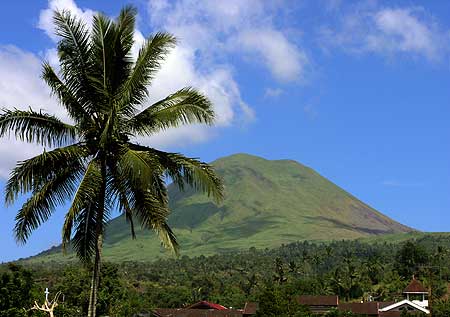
[30,153,413,262]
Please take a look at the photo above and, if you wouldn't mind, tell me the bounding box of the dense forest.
[2,236,450,316]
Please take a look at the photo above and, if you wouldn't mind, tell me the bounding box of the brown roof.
[403,278,428,293]
[153,308,245,317]
[298,295,338,306]
[338,302,379,315]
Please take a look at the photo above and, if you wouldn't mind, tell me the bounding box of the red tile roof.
[153,308,245,317]
[186,301,228,310]
[403,278,428,293]
[154,301,259,317]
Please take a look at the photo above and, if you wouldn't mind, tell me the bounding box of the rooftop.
[403,277,428,294]
[298,295,339,306]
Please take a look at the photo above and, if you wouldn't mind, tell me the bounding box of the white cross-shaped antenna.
[45,288,49,302]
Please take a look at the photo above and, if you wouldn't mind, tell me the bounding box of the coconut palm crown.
[0,6,223,317]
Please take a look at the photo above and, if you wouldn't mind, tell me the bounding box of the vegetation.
[5,236,450,316]
[27,153,421,264]
[0,6,223,317]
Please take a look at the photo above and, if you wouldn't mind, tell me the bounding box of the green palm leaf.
[53,10,98,116]
[14,161,82,244]
[128,87,215,135]
[118,32,176,115]
[5,144,88,204]
[131,145,224,202]
[62,160,103,260]
[0,108,76,147]
[42,62,92,125]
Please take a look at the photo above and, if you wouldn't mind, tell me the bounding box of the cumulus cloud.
[147,0,308,82]
[142,0,309,147]
[369,8,441,60]
[319,5,448,61]
[235,29,308,82]
[38,0,95,41]
[0,46,61,178]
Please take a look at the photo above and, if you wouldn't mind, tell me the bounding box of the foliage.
[431,299,450,317]
[3,237,448,316]
[395,241,429,279]
[0,264,35,315]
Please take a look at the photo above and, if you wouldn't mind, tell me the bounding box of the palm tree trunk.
[87,233,103,317]
[87,160,107,317]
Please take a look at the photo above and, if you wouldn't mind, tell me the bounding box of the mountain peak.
[32,153,414,262]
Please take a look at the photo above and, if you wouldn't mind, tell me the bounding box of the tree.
[0,6,223,317]
[395,241,429,279]
[432,299,450,317]
[0,264,35,316]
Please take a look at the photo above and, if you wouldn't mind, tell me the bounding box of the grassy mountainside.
[29,153,413,263]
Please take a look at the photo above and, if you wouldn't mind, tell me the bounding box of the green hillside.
[29,153,414,263]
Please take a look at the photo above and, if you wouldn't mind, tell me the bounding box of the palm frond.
[0,108,76,147]
[53,10,90,67]
[106,168,136,239]
[132,189,178,254]
[90,12,116,105]
[130,145,224,203]
[127,87,215,135]
[41,62,92,125]
[107,147,178,253]
[108,5,136,94]
[14,161,82,244]
[116,5,137,55]
[5,143,88,205]
[62,160,103,260]
[53,10,98,116]
[71,202,100,263]
[117,146,168,203]
[117,32,176,115]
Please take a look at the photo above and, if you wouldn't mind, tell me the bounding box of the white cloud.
[0,46,62,178]
[264,87,283,98]
[147,0,308,82]
[142,0,309,146]
[38,0,95,41]
[235,29,308,82]
[369,8,440,60]
[319,5,448,62]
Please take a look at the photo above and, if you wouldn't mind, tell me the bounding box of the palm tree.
[0,6,223,317]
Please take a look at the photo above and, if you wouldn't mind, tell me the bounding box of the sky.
[0,0,449,262]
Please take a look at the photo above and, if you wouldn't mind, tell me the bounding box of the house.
[338,302,383,316]
[153,301,258,317]
[402,276,429,308]
[298,277,430,316]
[297,295,338,314]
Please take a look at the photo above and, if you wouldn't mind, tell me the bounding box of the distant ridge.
[29,153,414,263]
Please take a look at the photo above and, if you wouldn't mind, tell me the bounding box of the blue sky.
[0,0,449,262]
